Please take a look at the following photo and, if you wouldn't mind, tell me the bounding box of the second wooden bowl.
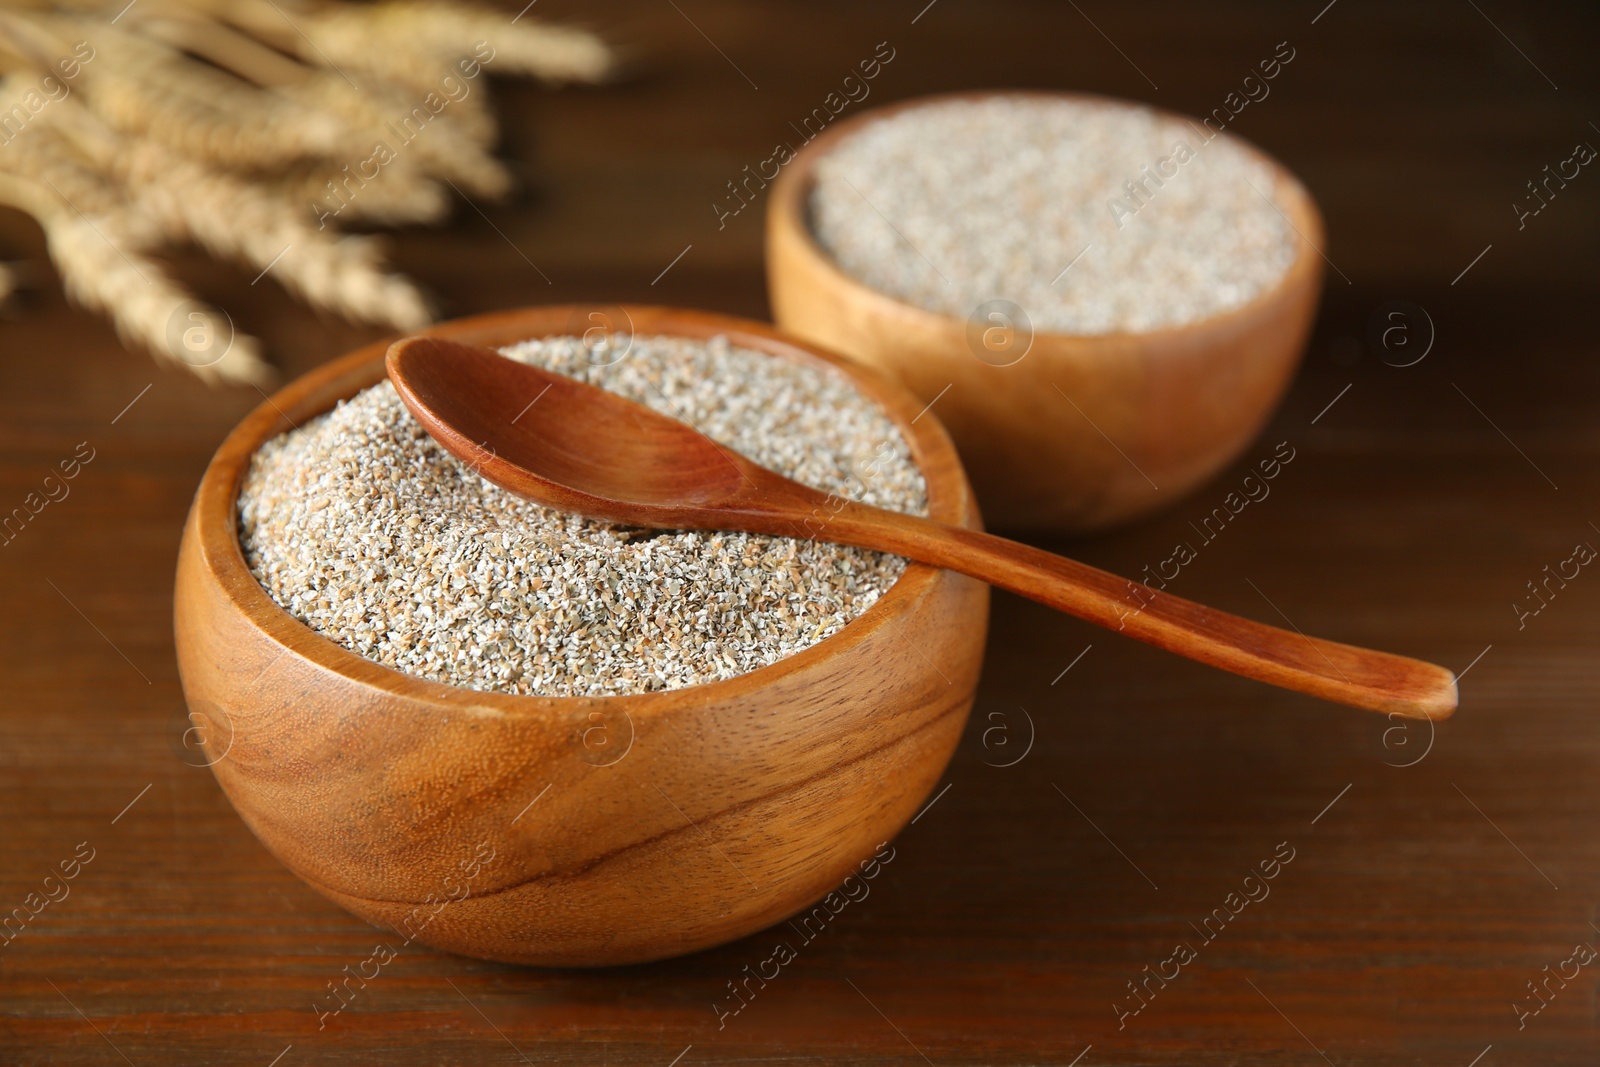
[767,90,1325,534]
[173,306,988,967]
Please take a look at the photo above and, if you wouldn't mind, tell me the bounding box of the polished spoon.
[387,336,1457,720]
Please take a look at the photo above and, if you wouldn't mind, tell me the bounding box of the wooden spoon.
[387,336,1457,720]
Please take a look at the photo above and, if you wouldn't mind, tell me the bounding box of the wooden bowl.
[173,306,988,967]
[767,90,1325,534]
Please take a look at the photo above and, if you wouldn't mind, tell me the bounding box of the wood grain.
[1,1,1597,1064]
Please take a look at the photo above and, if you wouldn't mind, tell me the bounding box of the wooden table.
[3,1,1597,1063]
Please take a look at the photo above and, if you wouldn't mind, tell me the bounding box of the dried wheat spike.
[0,111,267,383]
[75,20,351,171]
[49,211,271,385]
[284,70,512,200]
[277,160,450,228]
[0,0,612,384]
[299,0,613,88]
[122,139,434,330]
[0,133,121,223]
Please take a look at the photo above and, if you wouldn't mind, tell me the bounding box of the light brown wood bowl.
[173,306,988,967]
[767,90,1326,534]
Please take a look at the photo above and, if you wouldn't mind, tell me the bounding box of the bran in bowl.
[238,333,927,697]
[807,94,1300,334]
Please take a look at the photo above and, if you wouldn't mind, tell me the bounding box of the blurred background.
[2,1,1598,1064]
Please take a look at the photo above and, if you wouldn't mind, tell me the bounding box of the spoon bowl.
[390,336,787,525]
[398,342,751,513]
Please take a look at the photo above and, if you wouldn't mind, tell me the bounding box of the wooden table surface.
[3,1,1598,1063]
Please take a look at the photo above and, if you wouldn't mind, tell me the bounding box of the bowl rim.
[188,305,976,717]
[768,87,1328,346]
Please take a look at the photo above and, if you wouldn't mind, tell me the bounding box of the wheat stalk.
[0,0,612,384]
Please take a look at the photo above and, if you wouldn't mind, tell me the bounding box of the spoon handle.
[826,506,1456,720]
